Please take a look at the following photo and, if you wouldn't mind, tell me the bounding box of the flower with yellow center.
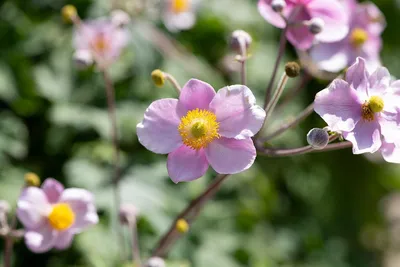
[361,95,384,122]
[48,203,75,231]
[178,108,220,150]
[350,28,368,48]
[171,0,190,13]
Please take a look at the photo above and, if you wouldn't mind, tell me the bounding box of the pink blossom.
[17,178,98,253]
[258,0,349,50]
[137,79,266,183]
[163,0,199,32]
[310,1,386,73]
[314,57,400,162]
[73,19,129,68]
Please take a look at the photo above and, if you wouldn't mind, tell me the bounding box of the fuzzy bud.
[111,10,131,27]
[73,50,94,69]
[151,69,166,87]
[308,18,325,35]
[145,257,166,267]
[24,172,40,187]
[284,62,301,78]
[271,0,286,13]
[61,5,78,23]
[0,200,10,214]
[230,30,252,54]
[119,203,139,225]
[176,218,189,233]
[307,128,329,149]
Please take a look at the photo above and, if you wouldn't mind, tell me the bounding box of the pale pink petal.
[137,99,182,154]
[379,111,400,144]
[314,79,362,132]
[258,0,294,28]
[368,67,391,96]
[343,120,382,154]
[163,11,196,32]
[381,142,400,164]
[209,85,265,139]
[24,223,57,253]
[17,188,52,229]
[392,80,400,94]
[167,146,209,183]
[345,57,369,96]
[205,137,256,174]
[178,79,216,114]
[285,8,313,50]
[42,178,64,204]
[59,189,99,232]
[54,231,75,250]
[310,41,349,73]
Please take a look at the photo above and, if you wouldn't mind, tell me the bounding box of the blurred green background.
[1,0,400,266]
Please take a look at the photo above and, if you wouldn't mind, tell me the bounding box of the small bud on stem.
[24,172,40,187]
[307,128,329,149]
[284,62,301,78]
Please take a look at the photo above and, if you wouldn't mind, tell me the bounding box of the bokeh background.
[1,0,400,266]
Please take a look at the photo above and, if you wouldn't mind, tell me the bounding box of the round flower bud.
[0,200,10,214]
[308,18,325,35]
[284,62,301,78]
[307,128,329,150]
[111,9,131,27]
[151,69,165,87]
[230,30,252,54]
[176,218,189,233]
[119,203,139,225]
[73,50,94,69]
[61,5,78,23]
[24,172,40,187]
[271,0,286,13]
[145,257,166,267]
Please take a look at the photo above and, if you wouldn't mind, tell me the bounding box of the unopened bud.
[151,69,165,87]
[308,18,325,35]
[24,172,40,187]
[176,218,189,233]
[73,50,94,69]
[61,5,78,23]
[145,257,166,267]
[307,128,329,149]
[271,0,286,13]
[111,9,131,27]
[284,62,301,78]
[119,203,139,225]
[230,30,252,54]
[0,200,10,214]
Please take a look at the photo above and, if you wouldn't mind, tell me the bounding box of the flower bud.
[145,257,166,267]
[176,218,189,233]
[271,0,286,13]
[284,62,301,78]
[230,30,252,54]
[73,50,94,69]
[308,18,325,35]
[111,9,131,27]
[119,203,139,225]
[24,172,40,187]
[61,5,78,23]
[307,128,329,149]
[0,200,10,214]
[151,69,165,87]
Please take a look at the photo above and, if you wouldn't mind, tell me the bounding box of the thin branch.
[129,219,142,267]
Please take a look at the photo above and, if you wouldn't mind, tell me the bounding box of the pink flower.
[73,19,129,68]
[137,79,266,183]
[258,0,349,50]
[314,57,400,162]
[310,1,386,73]
[17,178,99,253]
[163,0,199,32]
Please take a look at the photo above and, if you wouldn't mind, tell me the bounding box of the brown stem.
[129,219,142,267]
[152,174,229,257]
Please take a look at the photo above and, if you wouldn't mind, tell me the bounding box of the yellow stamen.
[172,0,190,13]
[92,34,109,54]
[361,96,384,121]
[350,28,368,48]
[48,203,75,231]
[178,108,220,150]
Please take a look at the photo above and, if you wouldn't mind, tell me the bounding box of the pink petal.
[381,141,400,164]
[137,99,182,154]
[205,137,256,174]
[42,178,64,204]
[209,85,266,139]
[285,8,314,50]
[54,231,75,250]
[24,223,57,253]
[167,146,209,183]
[345,57,369,96]
[59,189,99,232]
[17,188,51,229]
[163,11,196,32]
[308,0,349,43]
[379,111,400,144]
[178,79,216,114]
[314,79,362,132]
[368,67,391,96]
[310,41,349,73]
[343,120,382,154]
[258,0,294,28]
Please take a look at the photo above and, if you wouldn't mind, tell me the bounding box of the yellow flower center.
[350,28,368,48]
[172,0,190,13]
[178,109,220,150]
[361,96,384,121]
[92,34,109,54]
[48,203,75,231]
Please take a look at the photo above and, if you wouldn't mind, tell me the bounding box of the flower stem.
[164,73,182,94]
[277,72,311,110]
[129,219,142,267]
[152,174,230,257]
[264,72,289,121]
[239,39,248,86]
